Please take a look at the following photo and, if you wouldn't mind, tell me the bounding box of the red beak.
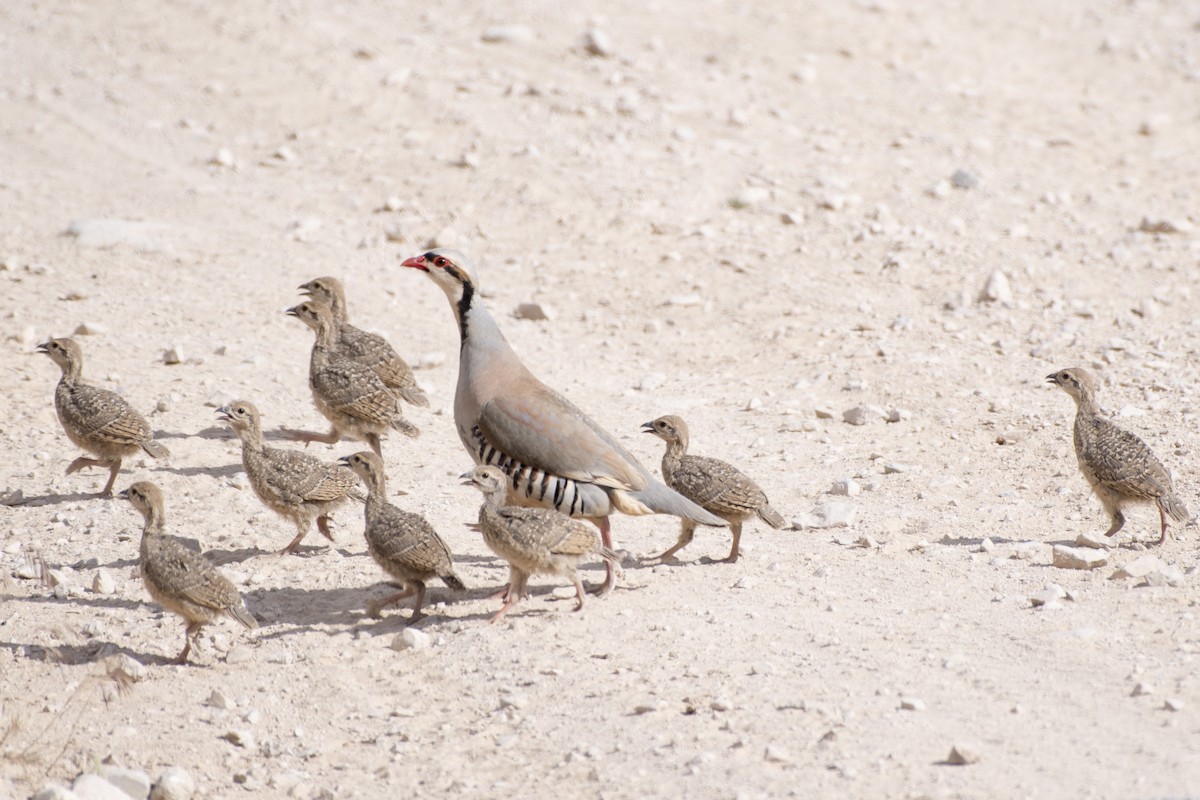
[400,255,428,271]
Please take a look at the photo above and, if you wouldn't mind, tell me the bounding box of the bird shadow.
[0,638,177,667]
[204,546,274,566]
[156,463,243,479]
[7,593,147,612]
[154,426,229,441]
[245,585,391,631]
[7,491,106,507]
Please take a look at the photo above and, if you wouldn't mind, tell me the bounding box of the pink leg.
[588,516,616,596]
[280,427,341,447]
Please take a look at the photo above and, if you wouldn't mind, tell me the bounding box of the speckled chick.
[37,337,169,496]
[339,451,464,623]
[642,415,782,562]
[299,276,429,408]
[284,300,418,457]
[218,400,360,555]
[1048,367,1190,544]
[462,465,619,624]
[120,481,256,664]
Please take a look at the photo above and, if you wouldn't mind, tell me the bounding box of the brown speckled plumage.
[339,451,464,623]
[38,337,168,496]
[219,400,360,555]
[285,300,418,457]
[121,482,256,664]
[1048,367,1189,544]
[463,465,618,623]
[299,276,429,408]
[642,415,782,562]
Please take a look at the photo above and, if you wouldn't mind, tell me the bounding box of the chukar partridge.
[1047,367,1189,544]
[401,249,724,595]
[338,451,464,622]
[299,276,429,408]
[37,337,169,496]
[462,465,619,623]
[218,400,360,555]
[284,299,419,456]
[642,414,784,562]
[120,482,257,664]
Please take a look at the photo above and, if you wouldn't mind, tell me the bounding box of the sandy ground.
[2,0,1200,797]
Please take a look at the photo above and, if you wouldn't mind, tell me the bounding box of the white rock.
[221,730,255,749]
[512,302,553,321]
[666,293,702,307]
[886,408,912,423]
[733,576,756,590]
[417,352,446,369]
[1138,113,1170,135]
[162,346,185,365]
[1051,545,1107,570]
[210,148,236,167]
[1139,216,1193,234]
[793,501,856,529]
[207,689,235,709]
[98,766,151,800]
[1131,682,1154,697]
[92,569,116,595]
[391,628,431,652]
[1164,697,1185,712]
[73,321,108,336]
[842,406,874,426]
[729,187,769,209]
[1074,531,1112,550]
[105,653,148,682]
[899,697,926,711]
[150,768,195,800]
[1110,555,1167,581]
[1030,585,1067,607]
[830,479,861,497]
[979,270,1013,305]
[71,775,129,800]
[225,645,254,664]
[34,785,80,800]
[582,27,613,56]
[946,743,982,765]
[763,744,793,764]
[481,25,533,44]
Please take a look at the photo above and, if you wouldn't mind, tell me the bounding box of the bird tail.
[757,504,786,529]
[399,385,431,408]
[598,546,621,564]
[618,478,727,527]
[441,573,467,592]
[390,416,420,438]
[1158,493,1191,524]
[229,601,258,630]
[142,440,169,459]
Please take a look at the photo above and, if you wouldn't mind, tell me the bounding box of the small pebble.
[481,25,533,44]
[97,766,151,800]
[73,322,107,336]
[162,346,185,365]
[899,697,926,711]
[513,302,553,321]
[150,767,195,800]
[946,743,982,765]
[92,569,116,595]
[207,689,235,710]
[391,628,431,652]
[582,27,613,57]
[1051,544,1107,571]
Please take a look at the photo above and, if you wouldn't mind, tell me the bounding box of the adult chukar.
[400,248,725,594]
[1047,367,1190,544]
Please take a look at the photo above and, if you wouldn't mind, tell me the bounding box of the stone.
[92,569,116,595]
[1074,531,1112,550]
[73,321,108,336]
[951,169,979,189]
[221,730,255,749]
[210,148,236,167]
[105,653,148,682]
[71,775,129,800]
[1138,113,1170,135]
[842,406,874,426]
[149,768,195,800]
[899,697,926,711]
[1051,545,1107,570]
[225,645,254,664]
[979,270,1013,305]
[1131,683,1153,697]
[1164,697,1185,712]
[1110,555,1167,581]
[417,352,446,369]
[946,743,982,765]
[1030,585,1066,608]
[763,744,793,764]
[481,25,533,44]
[513,302,553,321]
[97,767,151,800]
[793,501,855,529]
[729,187,769,209]
[830,479,861,497]
[391,628,431,652]
[34,786,80,800]
[1139,216,1193,234]
[886,408,912,423]
[162,346,185,365]
[207,689,235,709]
[582,28,613,57]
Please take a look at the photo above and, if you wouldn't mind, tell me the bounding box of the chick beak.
[640,421,656,433]
[1045,373,1058,385]
[284,305,300,318]
[337,456,351,468]
[35,342,50,354]
[215,406,232,421]
[116,489,130,500]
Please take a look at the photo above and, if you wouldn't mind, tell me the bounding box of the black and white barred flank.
[470,425,593,517]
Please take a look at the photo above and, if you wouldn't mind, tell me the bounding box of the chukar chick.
[642,415,782,563]
[284,300,418,457]
[1048,367,1190,544]
[37,337,169,497]
[338,451,464,623]
[218,400,360,555]
[462,465,619,624]
[298,276,429,409]
[120,481,256,664]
